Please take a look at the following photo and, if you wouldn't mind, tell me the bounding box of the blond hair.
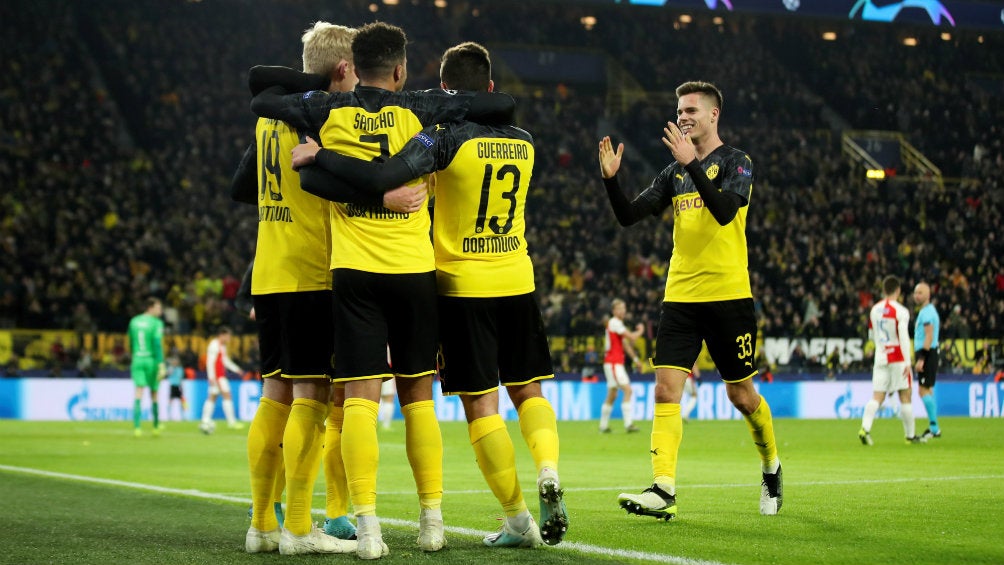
[301,21,355,77]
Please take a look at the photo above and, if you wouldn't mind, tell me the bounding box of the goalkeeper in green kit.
[128,297,166,436]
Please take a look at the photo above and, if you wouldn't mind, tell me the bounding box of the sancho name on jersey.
[320,103,432,274]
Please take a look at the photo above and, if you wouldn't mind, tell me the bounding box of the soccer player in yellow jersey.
[230,22,361,556]
[597,81,782,519]
[291,42,567,549]
[248,23,514,560]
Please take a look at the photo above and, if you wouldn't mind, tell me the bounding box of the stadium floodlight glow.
[679,14,693,23]
[369,3,379,12]
[822,31,837,40]
[382,0,398,5]
[941,32,951,40]
[581,16,597,30]
[434,0,447,7]
[903,36,918,46]
[866,169,886,180]
[712,16,724,25]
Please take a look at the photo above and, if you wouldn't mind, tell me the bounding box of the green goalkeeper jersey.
[128,313,164,364]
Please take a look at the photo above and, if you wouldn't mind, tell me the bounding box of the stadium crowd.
[1,0,1002,373]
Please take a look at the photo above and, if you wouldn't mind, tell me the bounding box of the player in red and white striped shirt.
[859,275,922,445]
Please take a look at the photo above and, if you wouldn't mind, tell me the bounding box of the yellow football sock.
[342,397,380,516]
[517,396,559,473]
[247,397,290,531]
[272,459,286,507]
[324,403,350,519]
[282,398,328,535]
[744,396,779,468]
[402,399,443,510]
[470,414,526,517]
[651,403,682,490]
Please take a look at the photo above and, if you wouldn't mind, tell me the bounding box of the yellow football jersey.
[251,117,332,294]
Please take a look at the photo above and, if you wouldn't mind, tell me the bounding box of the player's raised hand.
[661,122,696,164]
[598,136,624,179]
[383,182,427,214]
[291,136,321,170]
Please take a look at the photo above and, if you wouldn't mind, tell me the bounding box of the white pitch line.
[1,464,732,565]
[4,466,1002,565]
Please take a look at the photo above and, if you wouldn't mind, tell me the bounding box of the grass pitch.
[1,417,1002,565]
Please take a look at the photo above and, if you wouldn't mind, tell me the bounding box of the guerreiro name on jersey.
[395,122,536,297]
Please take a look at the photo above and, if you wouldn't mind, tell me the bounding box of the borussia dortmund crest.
[705,163,720,180]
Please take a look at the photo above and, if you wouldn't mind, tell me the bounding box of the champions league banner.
[606,0,1004,30]
[2,378,1002,421]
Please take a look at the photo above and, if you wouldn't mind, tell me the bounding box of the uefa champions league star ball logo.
[782,0,800,11]
[849,0,956,26]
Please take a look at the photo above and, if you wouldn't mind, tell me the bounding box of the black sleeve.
[230,142,258,205]
[602,175,659,227]
[465,91,516,125]
[248,65,328,96]
[298,164,384,207]
[314,149,417,193]
[234,259,254,316]
[683,160,744,225]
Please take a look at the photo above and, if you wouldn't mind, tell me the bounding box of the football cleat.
[245,526,280,553]
[625,424,640,433]
[417,508,446,551]
[227,421,245,430]
[618,484,676,521]
[323,515,356,540]
[599,427,612,434]
[483,516,544,548]
[537,477,568,545]
[279,524,357,555]
[858,428,873,446]
[905,436,926,444]
[760,464,783,515]
[355,518,390,560]
[921,428,941,439]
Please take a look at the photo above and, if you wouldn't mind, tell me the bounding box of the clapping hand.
[598,136,624,179]
[661,122,696,164]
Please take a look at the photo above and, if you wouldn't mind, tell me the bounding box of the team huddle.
[233,22,563,558]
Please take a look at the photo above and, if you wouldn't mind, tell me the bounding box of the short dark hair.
[217,325,233,336]
[882,275,900,296]
[145,297,161,310]
[352,22,407,82]
[440,42,491,91]
[676,81,723,111]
